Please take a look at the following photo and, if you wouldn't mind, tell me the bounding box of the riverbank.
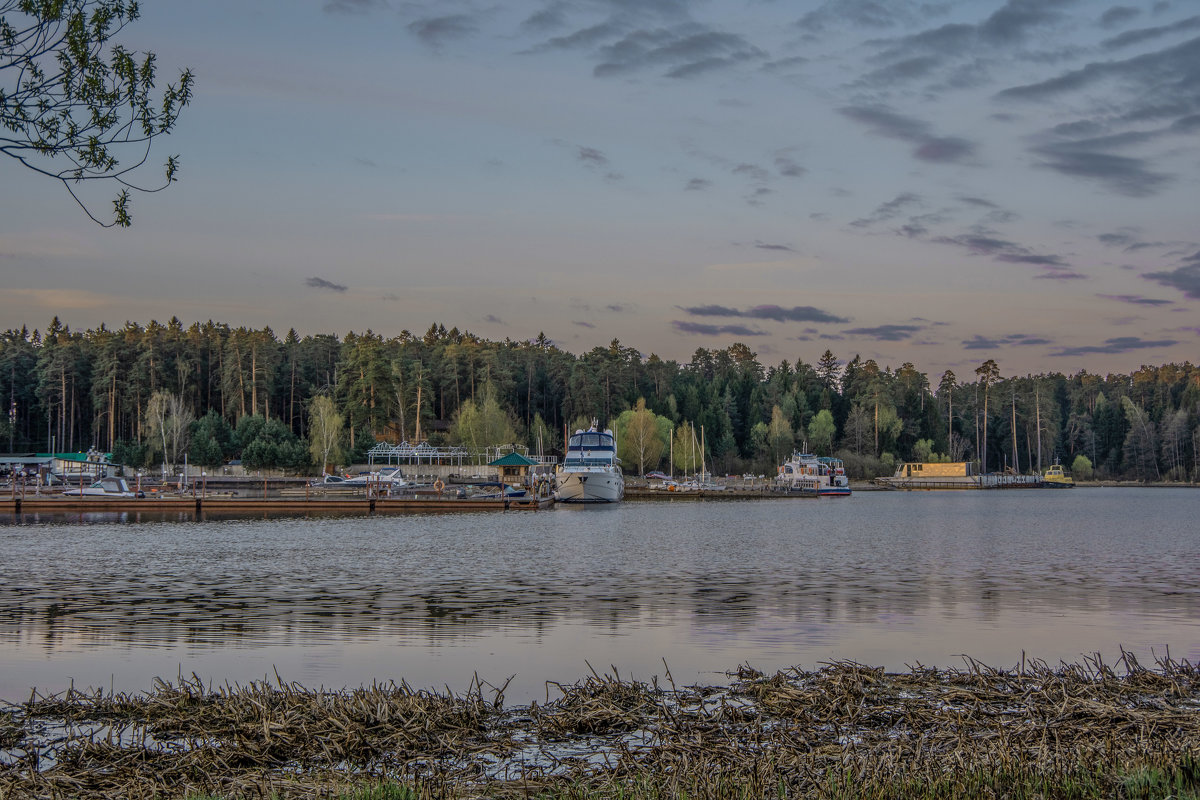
[3,654,1198,799]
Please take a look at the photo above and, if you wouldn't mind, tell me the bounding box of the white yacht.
[777,452,851,497]
[554,423,624,503]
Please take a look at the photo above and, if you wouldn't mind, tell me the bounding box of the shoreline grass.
[4,652,1199,799]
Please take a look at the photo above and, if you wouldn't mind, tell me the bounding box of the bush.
[1071,454,1094,481]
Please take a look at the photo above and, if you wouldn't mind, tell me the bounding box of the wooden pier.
[0,494,553,516]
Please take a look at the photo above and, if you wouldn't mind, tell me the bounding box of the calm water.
[1,488,1197,705]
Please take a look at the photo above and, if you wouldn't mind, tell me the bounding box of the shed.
[487,451,539,485]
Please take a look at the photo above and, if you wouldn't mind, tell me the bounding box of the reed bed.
[2,652,1199,799]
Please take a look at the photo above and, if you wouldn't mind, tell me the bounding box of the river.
[1,488,1196,705]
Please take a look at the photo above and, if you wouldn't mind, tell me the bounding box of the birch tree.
[618,397,665,476]
[308,394,344,474]
[144,390,190,471]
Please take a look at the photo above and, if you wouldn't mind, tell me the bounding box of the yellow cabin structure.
[894,462,976,478]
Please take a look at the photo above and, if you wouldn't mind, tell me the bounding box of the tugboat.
[1042,463,1075,488]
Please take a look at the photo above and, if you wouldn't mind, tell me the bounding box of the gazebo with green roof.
[488,451,539,486]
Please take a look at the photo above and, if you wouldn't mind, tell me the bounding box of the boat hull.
[875,474,1045,490]
[554,470,624,503]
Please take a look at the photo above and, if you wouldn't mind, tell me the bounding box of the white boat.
[315,467,408,488]
[777,452,851,497]
[61,477,144,498]
[342,467,408,487]
[554,423,624,504]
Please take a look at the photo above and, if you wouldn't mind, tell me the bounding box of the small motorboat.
[61,477,145,498]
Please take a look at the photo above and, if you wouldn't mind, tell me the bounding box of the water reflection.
[1,489,1198,702]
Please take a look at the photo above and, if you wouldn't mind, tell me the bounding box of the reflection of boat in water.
[777,452,851,497]
[555,422,624,504]
[876,462,1043,490]
[1042,464,1075,487]
[61,477,144,498]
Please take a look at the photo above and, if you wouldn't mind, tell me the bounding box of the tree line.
[1,317,1198,481]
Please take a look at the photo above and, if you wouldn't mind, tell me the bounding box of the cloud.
[861,0,1075,83]
[606,304,626,312]
[1099,6,1142,30]
[855,56,942,88]
[1097,293,1174,306]
[996,32,1200,103]
[1050,336,1180,356]
[671,320,768,337]
[851,192,921,228]
[1101,14,1200,49]
[553,141,623,181]
[1098,231,1139,248]
[685,178,711,191]
[1144,253,1200,298]
[522,4,568,33]
[590,26,767,79]
[573,321,596,328]
[842,324,923,341]
[408,15,478,48]
[1034,271,1088,280]
[679,304,849,323]
[484,314,505,325]
[774,154,807,178]
[539,21,626,52]
[578,146,608,166]
[733,163,770,182]
[3,288,117,310]
[929,231,1073,271]
[839,106,976,164]
[796,0,933,34]
[754,242,795,252]
[323,0,384,14]
[978,0,1074,44]
[962,333,1052,350]
[306,277,347,292]
[1031,142,1173,197]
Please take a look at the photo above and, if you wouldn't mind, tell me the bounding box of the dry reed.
[2,651,1198,799]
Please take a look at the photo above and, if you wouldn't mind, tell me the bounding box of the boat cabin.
[564,429,618,467]
[894,461,975,478]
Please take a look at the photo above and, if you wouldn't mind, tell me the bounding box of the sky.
[2,0,1199,378]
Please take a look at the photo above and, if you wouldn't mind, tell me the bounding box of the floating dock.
[0,494,553,516]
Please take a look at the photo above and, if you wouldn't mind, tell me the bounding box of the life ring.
[433,479,445,494]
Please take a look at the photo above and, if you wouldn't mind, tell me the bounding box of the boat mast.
[669,424,673,479]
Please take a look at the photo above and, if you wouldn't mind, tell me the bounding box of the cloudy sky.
[2,0,1198,376]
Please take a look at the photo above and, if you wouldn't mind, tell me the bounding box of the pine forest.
[2,317,1198,482]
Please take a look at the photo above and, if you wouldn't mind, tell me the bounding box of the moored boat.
[1042,464,1075,487]
[554,422,624,504]
[777,452,851,497]
[60,476,144,498]
[875,461,1043,490]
